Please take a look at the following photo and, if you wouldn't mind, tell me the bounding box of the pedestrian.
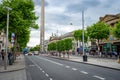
[1,50,5,61]
[99,51,102,57]
[8,52,13,65]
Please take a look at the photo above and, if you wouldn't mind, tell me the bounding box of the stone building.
[0,31,12,51]
[99,13,120,54]
[49,31,91,54]
[0,31,5,51]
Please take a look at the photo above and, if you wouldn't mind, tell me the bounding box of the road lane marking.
[28,57,53,80]
[45,73,49,77]
[40,68,42,70]
[36,56,63,66]
[28,58,40,68]
[29,65,35,67]
[93,75,105,80]
[50,78,53,80]
[80,71,88,74]
[42,71,45,73]
[65,66,70,68]
[37,66,41,69]
[72,68,77,71]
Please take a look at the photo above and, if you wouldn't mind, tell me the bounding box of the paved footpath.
[45,54,120,70]
[0,54,27,80]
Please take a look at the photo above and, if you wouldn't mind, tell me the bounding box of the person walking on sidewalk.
[1,50,5,61]
[8,52,13,65]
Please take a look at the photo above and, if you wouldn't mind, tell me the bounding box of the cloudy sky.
[27,0,120,47]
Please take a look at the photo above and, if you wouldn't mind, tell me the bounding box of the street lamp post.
[82,11,87,62]
[4,6,12,70]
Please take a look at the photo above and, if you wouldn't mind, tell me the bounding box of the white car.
[34,51,39,55]
[27,52,33,56]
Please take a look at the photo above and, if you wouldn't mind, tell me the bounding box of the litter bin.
[83,55,87,61]
[8,52,13,65]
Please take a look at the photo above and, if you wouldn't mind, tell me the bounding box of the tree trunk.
[97,39,100,55]
[63,51,65,58]
[67,51,69,59]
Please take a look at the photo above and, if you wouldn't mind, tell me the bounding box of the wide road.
[25,55,120,80]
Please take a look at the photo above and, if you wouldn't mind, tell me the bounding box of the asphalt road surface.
[25,55,120,80]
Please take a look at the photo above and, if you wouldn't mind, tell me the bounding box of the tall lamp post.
[4,6,12,70]
[82,11,87,62]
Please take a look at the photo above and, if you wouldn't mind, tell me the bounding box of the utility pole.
[40,0,45,53]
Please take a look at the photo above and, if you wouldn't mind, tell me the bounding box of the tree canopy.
[30,45,40,51]
[0,0,38,50]
[87,22,110,42]
[113,22,120,38]
[48,38,72,52]
[73,29,88,43]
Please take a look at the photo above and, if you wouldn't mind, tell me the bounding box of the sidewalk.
[0,54,25,73]
[46,54,120,70]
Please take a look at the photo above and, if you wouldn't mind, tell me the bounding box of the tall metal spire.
[40,0,45,53]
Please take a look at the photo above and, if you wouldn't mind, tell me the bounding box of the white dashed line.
[40,68,42,70]
[66,66,70,68]
[80,71,88,74]
[72,68,77,71]
[45,73,49,77]
[28,58,53,80]
[93,75,105,80]
[36,56,63,66]
[29,65,35,67]
[50,78,53,80]
[42,71,45,73]
[38,67,40,69]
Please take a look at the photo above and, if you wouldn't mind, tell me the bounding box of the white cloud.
[27,0,120,47]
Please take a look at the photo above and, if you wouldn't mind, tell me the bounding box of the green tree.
[87,22,110,51]
[113,22,120,62]
[113,22,120,38]
[73,29,88,42]
[56,40,63,57]
[64,38,72,58]
[48,42,56,51]
[0,0,38,50]
[64,38,72,50]
[30,45,40,51]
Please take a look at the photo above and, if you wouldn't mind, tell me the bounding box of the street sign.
[109,35,113,41]
[11,33,15,37]
[11,33,15,43]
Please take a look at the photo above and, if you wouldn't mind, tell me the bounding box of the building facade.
[99,13,120,54]
[0,31,12,51]
[49,31,91,54]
